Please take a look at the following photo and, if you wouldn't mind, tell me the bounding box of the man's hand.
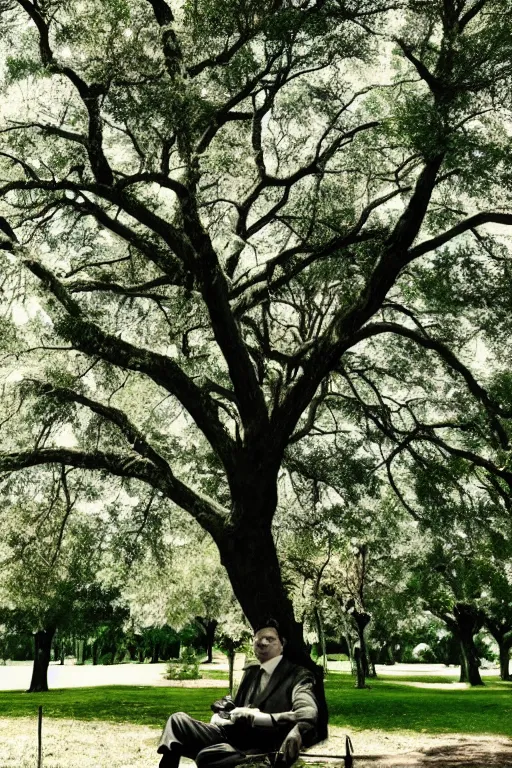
[229,706,259,725]
[279,725,302,765]
[210,712,229,727]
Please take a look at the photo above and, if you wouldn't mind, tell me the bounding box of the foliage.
[2,0,512,663]
[165,646,201,680]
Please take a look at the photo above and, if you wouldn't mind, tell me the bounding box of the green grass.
[0,686,228,726]
[326,672,512,738]
[1,671,512,740]
[375,674,460,684]
[200,669,229,680]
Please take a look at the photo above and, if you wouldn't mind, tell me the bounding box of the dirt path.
[2,718,511,768]
[0,662,229,691]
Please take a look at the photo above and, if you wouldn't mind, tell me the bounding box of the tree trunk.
[384,643,396,665]
[459,636,483,685]
[483,618,512,681]
[313,605,327,672]
[217,521,309,663]
[454,604,484,687]
[204,619,217,664]
[498,641,511,681]
[216,515,328,742]
[76,638,85,665]
[28,627,56,693]
[367,647,377,678]
[227,646,235,696]
[347,606,371,688]
[353,647,368,689]
[344,631,355,669]
[126,642,137,662]
[151,643,160,663]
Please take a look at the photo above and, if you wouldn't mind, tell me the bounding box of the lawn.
[0,685,227,726]
[0,671,511,740]
[325,672,512,738]
[201,669,229,680]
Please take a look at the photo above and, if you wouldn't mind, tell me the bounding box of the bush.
[166,647,201,680]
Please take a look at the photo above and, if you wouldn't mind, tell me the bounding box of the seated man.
[157,620,319,768]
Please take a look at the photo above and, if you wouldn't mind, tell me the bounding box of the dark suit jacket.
[231,657,319,750]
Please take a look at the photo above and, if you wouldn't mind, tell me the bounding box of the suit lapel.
[236,664,260,706]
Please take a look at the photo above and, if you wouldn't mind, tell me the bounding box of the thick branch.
[180,189,270,438]
[16,0,113,185]
[270,154,445,447]
[0,447,228,537]
[350,321,511,448]
[145,0,185,79]
[458,0,488,32]
[408,212,512,260]
[0,178,194,266]
[33,381,172,472]
[22,257,237,474]
[395,39,442,94]
[416,433,512,489]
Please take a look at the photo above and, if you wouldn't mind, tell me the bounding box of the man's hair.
[254,618,285,644]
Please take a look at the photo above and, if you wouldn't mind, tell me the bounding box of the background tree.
[0,467,109,690]
[120,531,237,661]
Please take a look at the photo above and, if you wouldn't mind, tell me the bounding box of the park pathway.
[0,661,228,691]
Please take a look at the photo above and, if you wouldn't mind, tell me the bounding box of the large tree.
[1,2,512,717]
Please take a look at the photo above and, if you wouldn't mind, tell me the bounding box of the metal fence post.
[37,705,43,768]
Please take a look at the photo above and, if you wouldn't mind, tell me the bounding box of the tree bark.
[227,646,235,696]
[151,643,160,663]
[453,604,484,686]
[313,605,327,672]
[345,603,371,688]
[219,529,308,658]
[28,628,56,693]
[215,513,328,742]
[198,618,217,664]
[76,638,85,665]
[484,617,512,681]
[499,642,511,681]
[368,648,377,678]
[353,647,368,689]
[384,643,396,665]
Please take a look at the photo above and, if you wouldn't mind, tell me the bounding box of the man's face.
[253,626,283,663]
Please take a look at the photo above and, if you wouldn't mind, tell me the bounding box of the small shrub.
[326,653,349,662]
[166,647,201,680]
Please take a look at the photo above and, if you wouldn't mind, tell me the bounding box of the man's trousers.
[157,712,275,768]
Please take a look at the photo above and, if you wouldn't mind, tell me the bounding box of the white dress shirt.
[255,654,283,695]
